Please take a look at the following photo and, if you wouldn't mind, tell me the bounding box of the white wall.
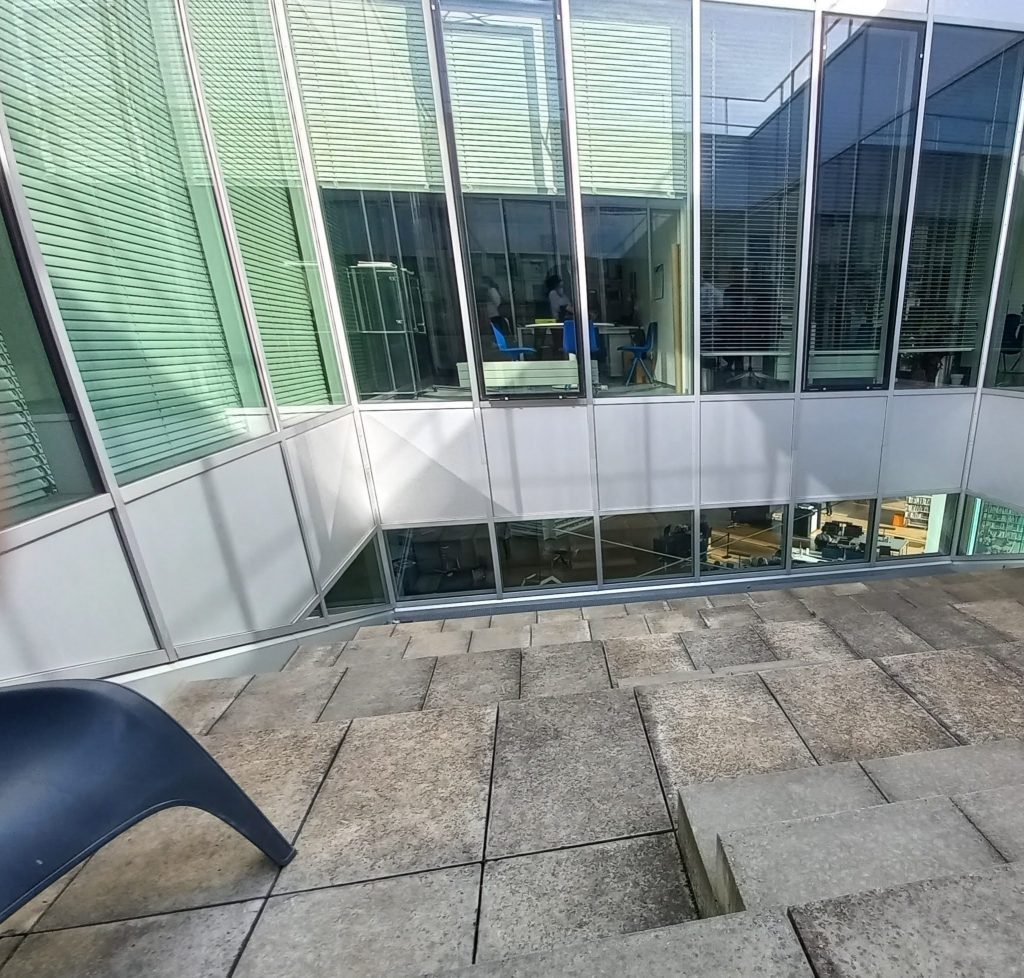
[967,392,1024,509]
[880,393,973,495]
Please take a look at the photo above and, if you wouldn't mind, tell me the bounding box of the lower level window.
[324,539,389,614]
[600,512,694,583]
[877,495,957,559]
[959,496,1024,556]
[387,524,495,600]
[496,518,597,590]
[792,499,872,566]
[701,506,787,574]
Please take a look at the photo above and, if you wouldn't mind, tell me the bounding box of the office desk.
[517,322,563,349]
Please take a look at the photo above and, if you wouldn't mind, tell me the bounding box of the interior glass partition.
[896,26,1024,389]
[700,3,813,394]
[959,496,1024,556]
[386,523,495,599]
[437,0,583,398]
[496,517,597,589]
[284,0,468,401]
[791,498,873,566]
[701,505,787,574]
[877,494,957,558]
[804,17,924,390]
[600,511,694,582]
[570,0,692,396]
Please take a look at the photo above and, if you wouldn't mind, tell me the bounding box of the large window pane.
[959,496,1024,556]
[877,494,957,558]
[497,517,597,589]
[601,511,694,582]
[701,505,787,574]
[572,0,692,396]
[0,0,272,481]
[791,498,872,566]
[324,538,389,613]
[805,17,924,390]
[701,4,812,394]
[439,0,582,398]
[0,209,99,524]
[187,0,346,418]
[897,27,1024,389]
[285,0,468,401]
[387,524,495,599]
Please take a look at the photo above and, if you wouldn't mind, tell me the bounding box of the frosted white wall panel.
[823,0,926,18]
[484,405,592,517]
[932,0,1024,27]
[595,401,695,511]
[880,393,973,494]
[285,415,375,586]
[127,447,317,647]
[967,393,1024,509]
[0,514,159,681]
[700,398,795,505]
[363,408,490,523]
[794,395,887,499]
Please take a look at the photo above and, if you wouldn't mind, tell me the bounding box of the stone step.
[717,795,1004,913]
[953,782,1024,861]
[791,863,1024,978]
[438,908,813,977]
[676,762,886,915]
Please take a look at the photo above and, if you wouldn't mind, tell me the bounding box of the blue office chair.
[618,322,657,385]
[563,319,600,359]
[490,321,535,361]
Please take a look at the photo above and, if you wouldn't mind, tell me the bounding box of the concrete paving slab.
[530,621,591,647]
[394,619,443,634]
[282,642,344,670]
[582,604,628,619]
[699,606,759,629]
[791,864,1024,978]
[954,783,1024,860]
[614,670,714,688]
[519,642,610,698]
[440,910,813,978]
[0,937,19,969]
[162,676,251,735]
[820,611,933,658]
[335,636,410,664]
[753,601,815,623]
[636,674,815,799]
[320,658,434,721]
[666,595,712,612]
[536,607,584,622]
[277,706,494,889]
[683,626,775,670]
[489,611,538,628]
[862,740,1024,801]
[424,650,520,708]
[405,631,472,658]
[708,592,754,607]
[588,616,652,640]
[756,621,855,662]
[718,796,1003,912]
[236,866,478,978]
[470,626,532,654]
[602,634,694,682]
[956,599,1024,639]
[645,612,706,635]
[850,590,919,616]
[1,902,260,978]
[677,762,885,915]
[624,600,670,614]
[209,670,344,735]
[764,659,954,762]
[0,871,80,937]
[487,689,669,858]
[442,615,492,631]
[881,649,1024,743]
[477,834,695,961]
[891,604,1006,650]
[354,623,395,639]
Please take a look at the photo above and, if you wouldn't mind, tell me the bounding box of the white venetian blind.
[286,0,445,192]
[441,3,564,195]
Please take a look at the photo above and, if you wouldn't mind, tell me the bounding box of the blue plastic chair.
[490,321,535,361]
[618,322,658,385]
[562,319,600,358]
[0,679,295,924]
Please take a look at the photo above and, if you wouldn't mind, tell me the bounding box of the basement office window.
[0,0,273,482]
[987,138,1024,390]
[496,518,597,590]
[959,496,1024,556]
[896,26,1024,389]
[877,494,957,558]
[437,0,583,398]
[387,524,495,599]
[187,0,346,418]
[700,506,787,574]
[600,512,695,582]
[323,538,390,613]
[700,3,812,394]
[284,0,468,401]
[791,498,873,566]
[570,0,692,397]
[0,206,99,525]
[804,17,924,390]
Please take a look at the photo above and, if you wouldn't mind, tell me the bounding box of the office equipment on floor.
[618,321,658,385]
[491,321,536,361]
[0,680,294,925]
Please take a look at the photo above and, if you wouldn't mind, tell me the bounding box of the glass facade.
[959,496,1024,556]
[387,524,495,598]
[600,511,694,582]
[805,17,924,390]
[496,518,597,590]
[701,506,787,574]
[700,4,812,393]
[324,537,389,613]
[792,499,872,566]
[877,494,957,559]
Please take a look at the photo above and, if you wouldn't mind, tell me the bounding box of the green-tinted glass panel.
[496,518,597,590]
[324,538,389,613]
[0,0,270,481]
[187,0,344,417]
[959,496,1024,556]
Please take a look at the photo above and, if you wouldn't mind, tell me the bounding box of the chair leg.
[638,356,653,384]
[623,355,638,386]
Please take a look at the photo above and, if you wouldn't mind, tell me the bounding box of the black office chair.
[999,313,1023,377]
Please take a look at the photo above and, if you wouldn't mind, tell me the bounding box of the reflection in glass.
[700,3,812,393]
[959,496,1024,556]
[387,524,495,599]
[0,0,272,481]
[496,518,597,589]
[805,17,924,390]
[0,212,100,524]
[791,498,872,566]
[439,0,582,397]
[897,26,1024,389]
[572,0,692,395]
[324,539,389,613]
[600,512,694,582]
[701,506,786,574]
[285,0,467,400]
[877,494,957,558]
[188,0,346,418]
